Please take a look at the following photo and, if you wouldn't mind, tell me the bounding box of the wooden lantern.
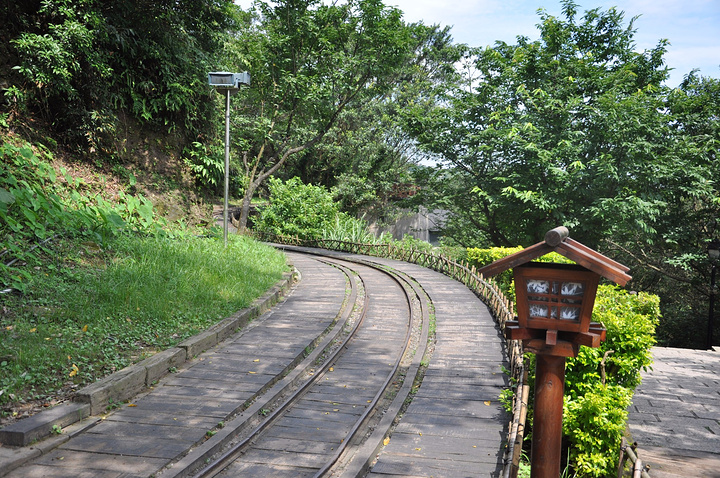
[477,226,631,478]
[514,262,600,334]
[477,226,631,357]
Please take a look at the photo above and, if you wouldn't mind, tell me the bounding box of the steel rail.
[192,254,418,478]
[310,258,422,477]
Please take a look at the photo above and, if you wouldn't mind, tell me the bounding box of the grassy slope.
[0,127,288,423]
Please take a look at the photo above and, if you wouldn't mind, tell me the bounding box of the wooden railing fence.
[254,232,528,477]
[618,438,652,478]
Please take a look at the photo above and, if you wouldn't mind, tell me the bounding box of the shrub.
[563,383,633,476]
[183,141,225,192]
[255,177,341,240]
[322,214,377,244]
[564,285,659,477]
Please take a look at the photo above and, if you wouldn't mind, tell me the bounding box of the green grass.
[0,233,287,410]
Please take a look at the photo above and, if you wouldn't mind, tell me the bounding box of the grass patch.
[0,233,287,411]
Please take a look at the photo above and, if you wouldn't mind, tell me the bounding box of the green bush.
[467,246,659,477]
[563,383,633,476]
[563,285,659,477]
[322,214,377,244]
[255,177,341,240]
[183,141,225,192]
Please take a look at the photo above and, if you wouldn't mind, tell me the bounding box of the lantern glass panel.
[526,279,586,322]
[514,262,601,333]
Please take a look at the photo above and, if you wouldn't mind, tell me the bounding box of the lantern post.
[478,226,631,478]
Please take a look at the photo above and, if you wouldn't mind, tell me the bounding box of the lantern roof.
[477,226,631,286]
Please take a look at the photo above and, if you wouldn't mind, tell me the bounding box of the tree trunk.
[238,182,258,232]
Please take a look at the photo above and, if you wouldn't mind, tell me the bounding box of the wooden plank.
[34,449,167,475]
[59,433,190,459]
[565,238,630,272]
[556,240,631,285]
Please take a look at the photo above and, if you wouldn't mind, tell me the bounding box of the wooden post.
[531,354,566,478]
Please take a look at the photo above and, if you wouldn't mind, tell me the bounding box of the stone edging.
[0,268,297,448]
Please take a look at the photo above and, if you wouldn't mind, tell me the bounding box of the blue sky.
[387,0,720,88]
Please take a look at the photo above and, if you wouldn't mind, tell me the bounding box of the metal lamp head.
[208,71,251,88]
[709,241,720,260]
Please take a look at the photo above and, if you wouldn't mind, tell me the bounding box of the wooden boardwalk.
[342,255,509,478]
[0,248,511,477]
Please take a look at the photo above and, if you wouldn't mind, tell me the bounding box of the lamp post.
[708,241,720,350]
[208,72,251,247]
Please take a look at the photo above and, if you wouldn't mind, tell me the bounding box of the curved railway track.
[4,245,511,478]
[159,252,432,478]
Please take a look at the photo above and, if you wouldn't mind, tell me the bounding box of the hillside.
[0,114,293,423]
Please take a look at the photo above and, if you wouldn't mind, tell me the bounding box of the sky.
[386,0,720,88]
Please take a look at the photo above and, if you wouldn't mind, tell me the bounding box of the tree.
[277,23,465,227]
[222,0,414,230]
[405,1,681,247]
[610,71,720,348]
[405,1,720,347]
[4,0,237,150]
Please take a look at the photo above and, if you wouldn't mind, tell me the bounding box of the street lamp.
[708,241,720,350]
[208,72,251,247]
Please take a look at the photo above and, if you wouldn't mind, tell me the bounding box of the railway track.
[158,252,432,477]
[4,246,510,478]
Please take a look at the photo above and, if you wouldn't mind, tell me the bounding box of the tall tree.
[406,1,680,247]
[405,1,720,347]
[285,23,465,223]
[223,0,414,230]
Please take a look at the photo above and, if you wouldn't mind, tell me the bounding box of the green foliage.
[404,1,717,249]
[255,177,341,240]
[322,214,377,244]
[223,0,417,229]
[5,0,238,150]
[183,141,225,192]
[0,140,166,291]
[387,234,436,253]
[563,384,633,477]
[402,1,718,348]
[563,285,659,477]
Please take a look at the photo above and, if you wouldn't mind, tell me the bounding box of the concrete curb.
[0,268,296,449]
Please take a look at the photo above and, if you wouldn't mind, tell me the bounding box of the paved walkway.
[291,249,510,477]
[627,346,720,477]
[0,249,511,477]
[367,258,509,478]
